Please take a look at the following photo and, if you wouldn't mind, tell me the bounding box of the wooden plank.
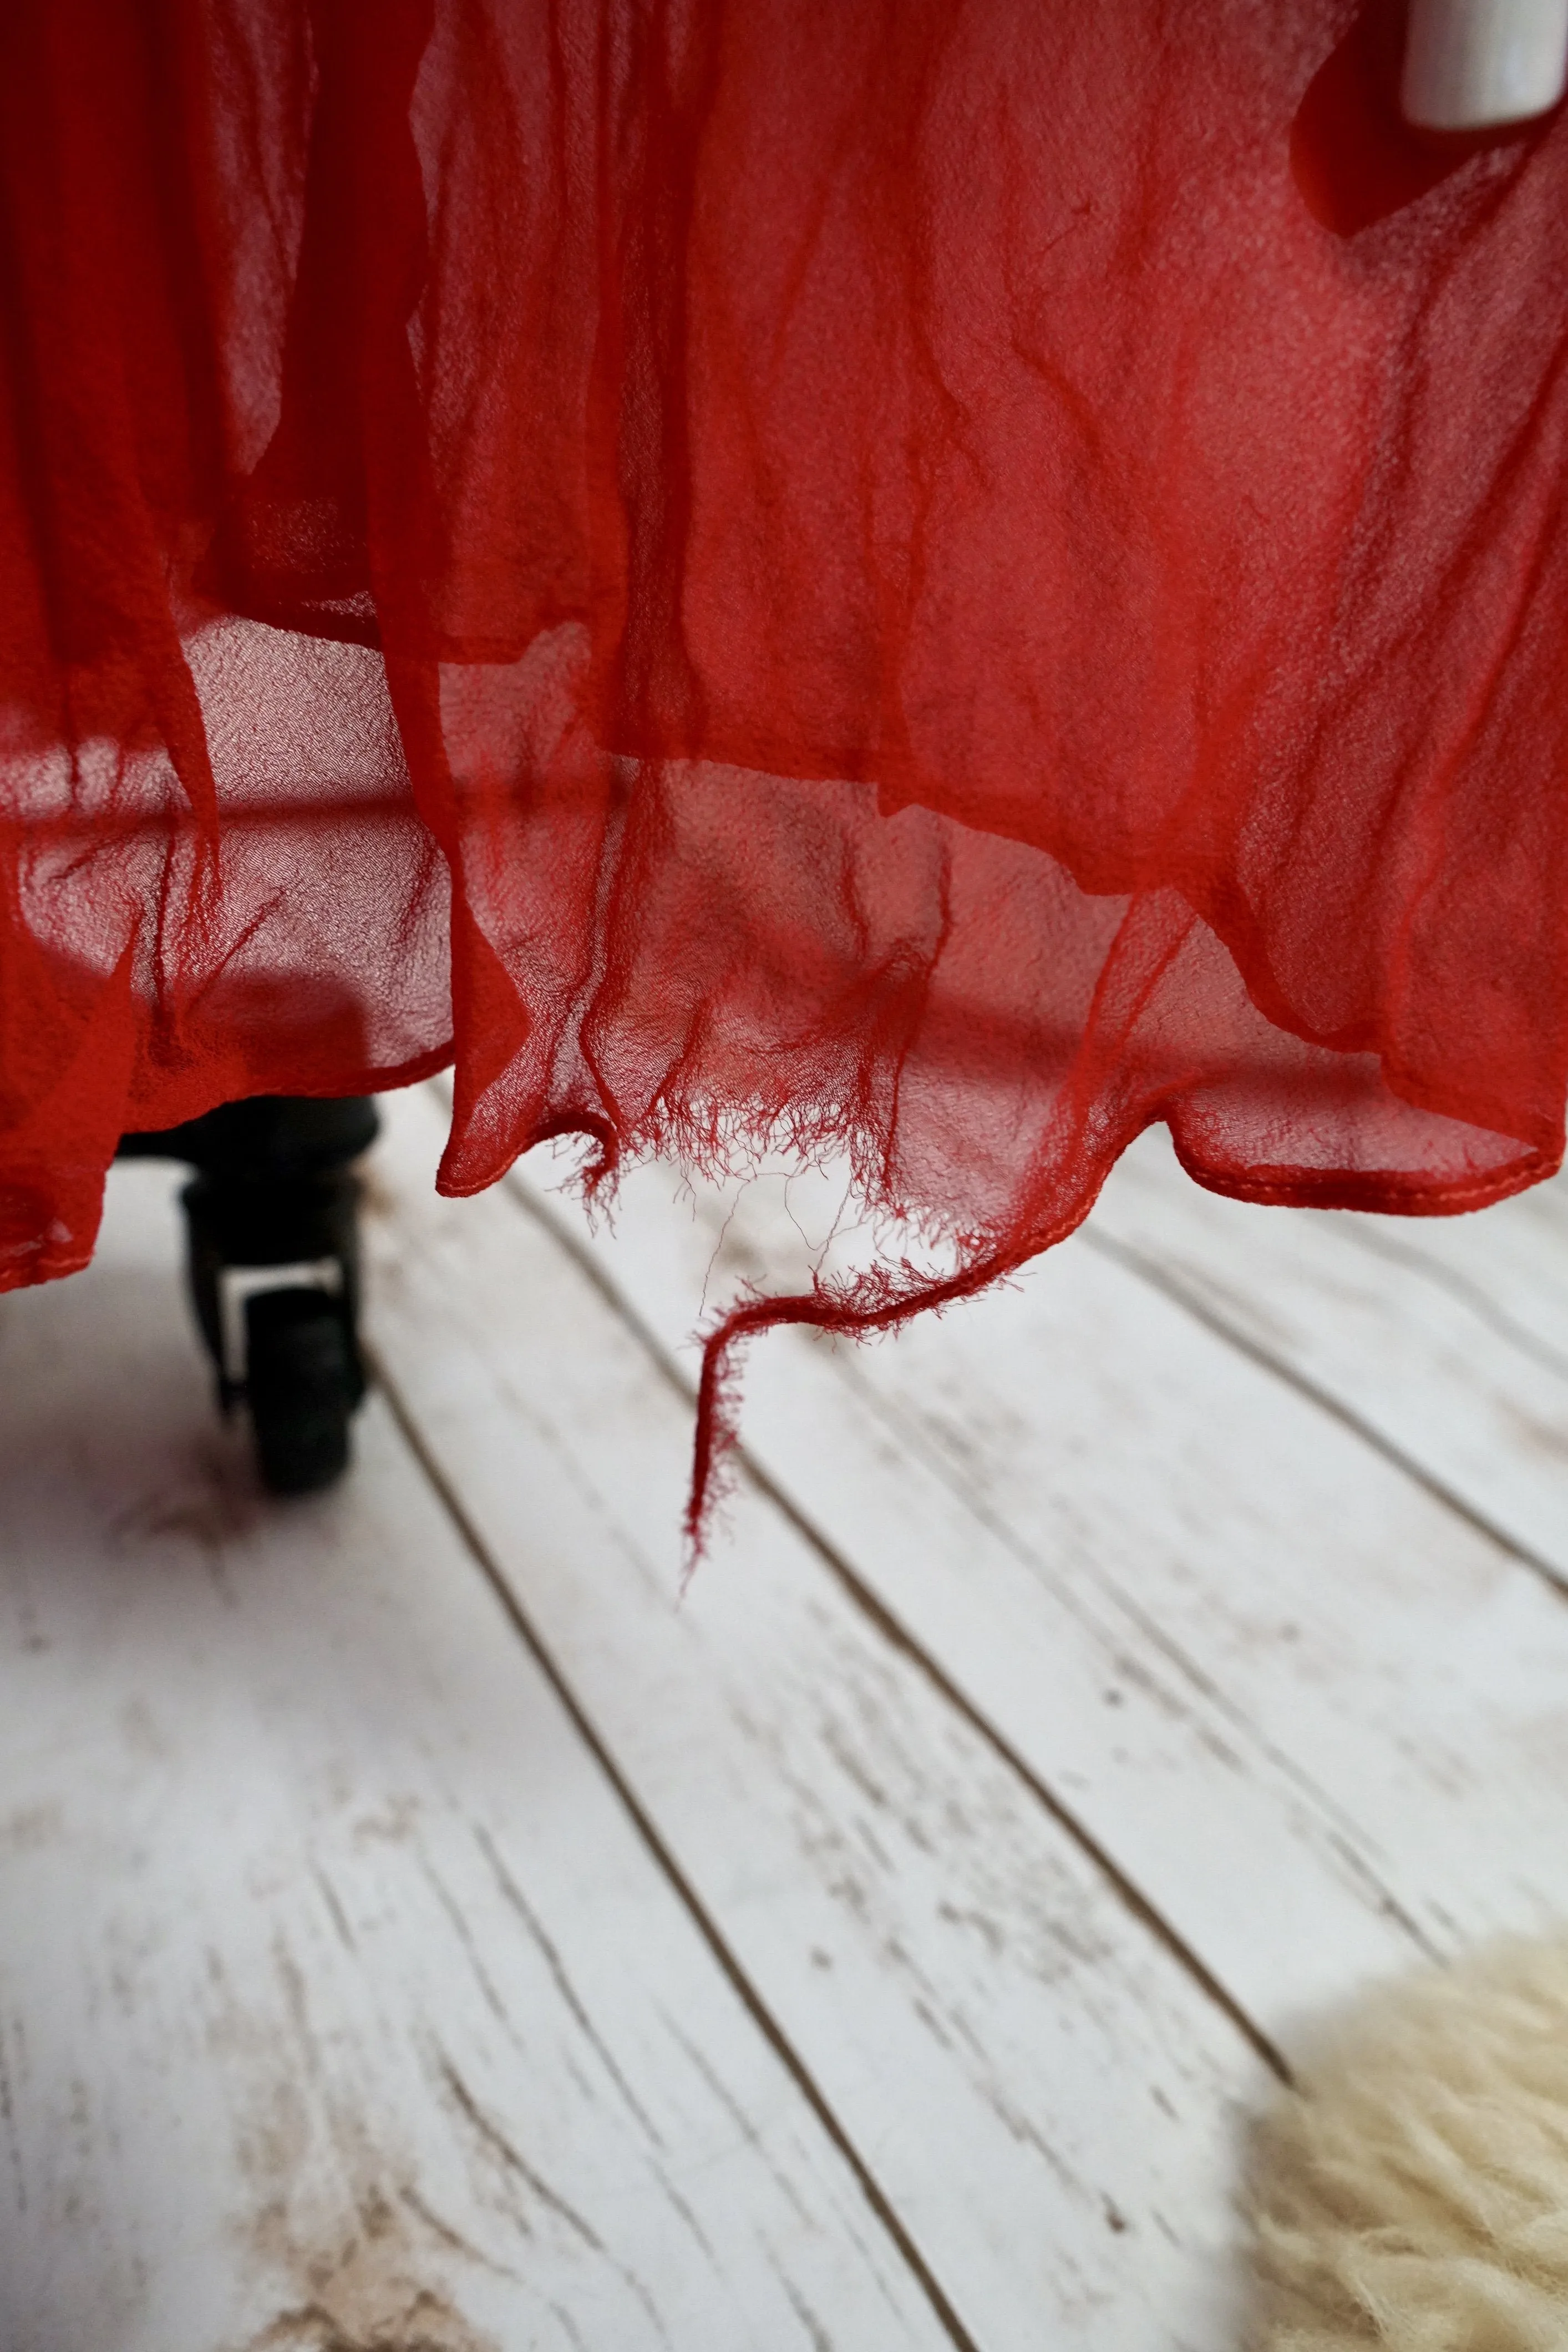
[0,1162,952,2352]
[1083,1128,1568,1580]
[493,1096,1568,2038]
[364,1084,1269,2352]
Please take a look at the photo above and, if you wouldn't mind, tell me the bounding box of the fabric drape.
[2,0,1564,1538]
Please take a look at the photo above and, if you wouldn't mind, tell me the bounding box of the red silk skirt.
[3,1,1565,1534]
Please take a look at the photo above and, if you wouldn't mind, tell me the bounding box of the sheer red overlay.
[3,0,1566,1538]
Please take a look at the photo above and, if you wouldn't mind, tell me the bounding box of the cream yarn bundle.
[1250,1939,1568,2350]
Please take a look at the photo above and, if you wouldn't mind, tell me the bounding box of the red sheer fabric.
[3,0,1566,1537]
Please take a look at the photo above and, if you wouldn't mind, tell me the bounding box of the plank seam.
[1332,1218,1568,1387]
[1080,1225,1568,1603]
[816,1346,1445,1972]
[366,1339,986,2352]
[491,1154,1292,2089]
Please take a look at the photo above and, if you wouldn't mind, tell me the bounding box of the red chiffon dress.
[2,0,1566,1538]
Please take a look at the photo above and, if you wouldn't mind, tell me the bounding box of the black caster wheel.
[180,1170,370,1496]
[115,1095,379,1496]
[246,1286,360,1496]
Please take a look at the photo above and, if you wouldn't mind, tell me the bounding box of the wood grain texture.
[1085,1129,1568,1581]
[0,1162,949,2352]
[495,1098,1568,2041]
[364,1084,1268,2352]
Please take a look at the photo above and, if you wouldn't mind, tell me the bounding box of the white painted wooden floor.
[4,1078,1568,2352]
